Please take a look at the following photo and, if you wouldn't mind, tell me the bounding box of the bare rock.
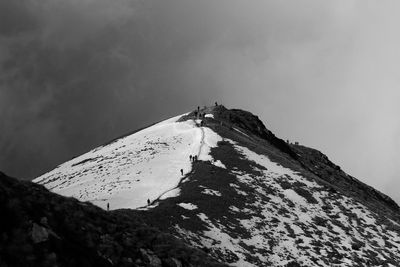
[163,257,182,267]
[139,248,162,267]
[31,222,49,244]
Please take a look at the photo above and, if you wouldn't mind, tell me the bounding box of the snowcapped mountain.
[35,105,400,266]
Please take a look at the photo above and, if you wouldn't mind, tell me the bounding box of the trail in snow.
[197,126,206,158]
[150,120,205,205]
[35,112,222,210]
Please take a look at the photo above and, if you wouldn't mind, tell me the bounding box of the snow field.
[35,113,225,210]
[36,114,201,209]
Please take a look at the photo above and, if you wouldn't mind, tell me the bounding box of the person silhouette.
[107,203,110,211]
[147,199,150,205]
[180,169,183,175]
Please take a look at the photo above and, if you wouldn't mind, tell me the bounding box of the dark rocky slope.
[292,144,399,213]
[0,171,226,267]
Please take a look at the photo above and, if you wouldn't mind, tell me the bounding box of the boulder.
[31,222,49,244]
[139,248,162,267]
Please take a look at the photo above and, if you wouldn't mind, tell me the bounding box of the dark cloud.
[0,0,399,204]
[0,0,221,178]
[0,0,38,36]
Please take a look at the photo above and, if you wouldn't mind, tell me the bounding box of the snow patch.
[283,189,308,206]
[178,203,198,210]
[212,160,226,169]
[202,189,222,197]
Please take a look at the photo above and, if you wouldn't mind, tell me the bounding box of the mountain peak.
[34,105,400,266]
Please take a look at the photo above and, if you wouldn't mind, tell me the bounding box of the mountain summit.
[35,105,400,266]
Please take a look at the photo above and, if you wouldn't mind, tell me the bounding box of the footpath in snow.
[34,113,222,210]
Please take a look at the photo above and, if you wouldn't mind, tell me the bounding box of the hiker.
[180,169,183,175]
[107,203,110,211]
[189,155,192,161]
[215,102,218,106]
[197,106,200,112]
[147,199,150,205]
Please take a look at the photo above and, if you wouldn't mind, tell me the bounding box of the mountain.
[35,105,400,266]
[0,171,226,267]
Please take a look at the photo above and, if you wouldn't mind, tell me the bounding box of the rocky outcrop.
[139,248,162,266]
[31,222,49,244]
[0,172,227,267]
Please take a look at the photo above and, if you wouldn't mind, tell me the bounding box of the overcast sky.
[0,0,399,203]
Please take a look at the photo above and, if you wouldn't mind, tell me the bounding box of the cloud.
[0,0,221,178]
[0,0,398,205]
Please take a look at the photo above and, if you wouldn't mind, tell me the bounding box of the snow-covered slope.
[34,113,222,210]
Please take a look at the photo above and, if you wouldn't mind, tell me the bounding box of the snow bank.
[198,127,222,162]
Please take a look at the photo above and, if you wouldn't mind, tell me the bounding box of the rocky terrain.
[0,171,226,267]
